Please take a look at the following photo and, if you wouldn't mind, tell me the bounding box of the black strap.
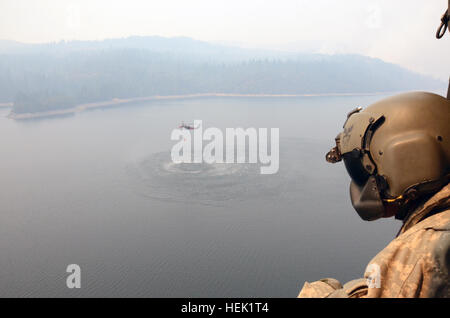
[436,8,449,38]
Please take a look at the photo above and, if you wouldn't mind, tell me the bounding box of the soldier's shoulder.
[370,210,450,268]
[389,209,450,275]
[402,209,450,239]
[365,210,450,297]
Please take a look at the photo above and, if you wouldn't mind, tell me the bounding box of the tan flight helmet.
[326,92,450,221]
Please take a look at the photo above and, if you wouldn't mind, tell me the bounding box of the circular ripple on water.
[125,138,318,206]
[126,153,295,206]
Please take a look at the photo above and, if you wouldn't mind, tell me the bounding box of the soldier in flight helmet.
[298,91,450,298]
[298,1,450,298]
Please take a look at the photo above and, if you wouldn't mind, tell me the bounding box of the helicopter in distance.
[178,121,199,130]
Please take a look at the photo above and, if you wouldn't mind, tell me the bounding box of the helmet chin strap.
[382,195,410,219]
[383,194,404,203]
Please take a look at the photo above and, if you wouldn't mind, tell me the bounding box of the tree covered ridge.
[0,38,443,114]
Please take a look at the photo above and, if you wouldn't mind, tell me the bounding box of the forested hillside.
[0,37,443,114]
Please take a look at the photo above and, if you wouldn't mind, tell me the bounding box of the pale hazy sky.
[0,0,449,80]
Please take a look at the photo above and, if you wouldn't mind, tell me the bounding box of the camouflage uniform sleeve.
[298,278,343,298]
[298,278,368,298]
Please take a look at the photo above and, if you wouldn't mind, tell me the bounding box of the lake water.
[0,95,403,297]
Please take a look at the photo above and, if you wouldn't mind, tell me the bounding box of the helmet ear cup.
[349,177,385,221]
[377,132,447,198]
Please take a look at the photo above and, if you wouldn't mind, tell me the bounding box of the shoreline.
[6,92,395,120]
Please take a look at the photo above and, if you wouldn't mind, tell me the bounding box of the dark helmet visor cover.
[342,152,370,187]
[326,140,385,221]
[342,151,385,220]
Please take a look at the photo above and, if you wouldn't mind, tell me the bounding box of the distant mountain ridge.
[0,36,310,61]
[0,36,444,114]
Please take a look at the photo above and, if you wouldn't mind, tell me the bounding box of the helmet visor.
[343,152,370,187]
